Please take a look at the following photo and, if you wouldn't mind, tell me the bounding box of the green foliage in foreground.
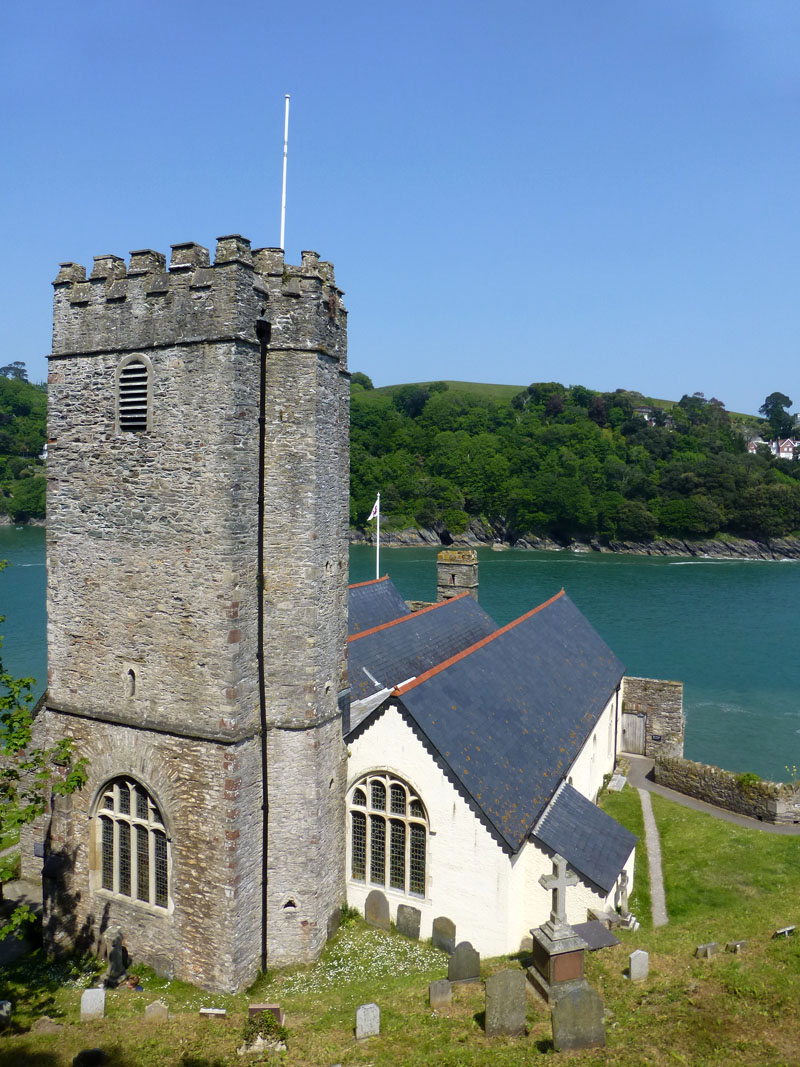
[351,379,800,544]
[2,790,800,1064]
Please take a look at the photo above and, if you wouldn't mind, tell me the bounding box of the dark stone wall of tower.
[24,236,349,991]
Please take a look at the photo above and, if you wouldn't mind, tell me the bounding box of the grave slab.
[694,942,718,958]
[396,904,421,940]
[448,941,480,984]
[429,979,452,1010]
[356,1002,380,1039]
[364,889,390,931]
[485,968,526,1037]
[144,1000,168,1022]
[432,916,456,955]
[629,949,649,982]
[551,980,606,1051]
[80,988,106,1020]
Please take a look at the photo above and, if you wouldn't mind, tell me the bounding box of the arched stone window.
[96,777,169,909]
[117,355,151,432]
[349,772,427,897]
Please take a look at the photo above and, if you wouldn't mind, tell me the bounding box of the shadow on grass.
[534,1036,554,1052]
[0,1051,230,1067]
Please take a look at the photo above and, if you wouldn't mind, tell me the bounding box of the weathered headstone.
[428,979,452,1010]
[694,942,718,958]
[396,904,421,940]
[773,925,795,939]
[448,941,480,984]
[432,916,456,955]
[355,1002,380,1039]
[0,1001,11,1026]
[104,933,130,988]
[151,954,174,980]
[144,1000,168,1022]
[551,981,606,1051]
[364,889,390,931]
[80,988,106,1020]
[615,870,629,915]
[628,949,648,982]
[726,940,747,954]
[199,1007,226,1017]
[485,968,526,1037]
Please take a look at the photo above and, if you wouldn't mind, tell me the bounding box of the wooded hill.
[350,379,798,544]
[0,376,46,521]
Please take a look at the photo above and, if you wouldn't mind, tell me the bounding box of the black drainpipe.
[255,314,271,974]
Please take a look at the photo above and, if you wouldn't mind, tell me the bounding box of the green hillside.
[0,375,46,521]
[350,378,796,544]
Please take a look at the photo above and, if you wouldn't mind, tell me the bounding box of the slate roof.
[533,782,637,893]
[348,593,498,702]
[348,575,410,636]
[378,590,625,852]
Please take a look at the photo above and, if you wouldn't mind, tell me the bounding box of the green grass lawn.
[2,790,800,1065]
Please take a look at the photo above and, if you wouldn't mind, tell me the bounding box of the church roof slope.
[533,783,636,894]
[348,575,410,635]
[393,590,625,852]
[348,593,498,701]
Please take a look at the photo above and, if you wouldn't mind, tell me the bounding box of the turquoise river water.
[1,526,798,782]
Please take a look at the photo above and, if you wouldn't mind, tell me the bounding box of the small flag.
[367,496,379,521]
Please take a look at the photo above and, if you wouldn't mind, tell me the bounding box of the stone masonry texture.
[22,237,349,991]
[622,677,684,758]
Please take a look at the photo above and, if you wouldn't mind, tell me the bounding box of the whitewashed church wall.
[347,705,518,957]
[562,693,618,803]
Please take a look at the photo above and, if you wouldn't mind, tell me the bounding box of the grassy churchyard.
[2,788,800,1066]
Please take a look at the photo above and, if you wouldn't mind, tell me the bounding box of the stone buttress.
[21,237,349,991]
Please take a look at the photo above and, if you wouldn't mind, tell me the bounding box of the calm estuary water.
[1,527,798,782]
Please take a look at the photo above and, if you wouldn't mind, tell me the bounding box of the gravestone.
[144,1000,168,1022]
[104,933,130,988]
[726,940,747,954]
[355,1002,380,1039]
[429,979,452,1010]
[364,889,390,931]
[448,941,480,984]
[695,942,718,958]
[615,870,629,915]
[629,949,648,982]
[151,954,174,980]
[80,988,106,1020]
[396,904,421,940]
[485,968,526,1037]
[0,1001,11,1027]
[551,981,606,1051]
[432,916,456,955]
[773,925,795,939]
[32,1016,64,1034]
[249,1003,285,1025]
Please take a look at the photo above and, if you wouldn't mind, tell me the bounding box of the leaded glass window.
[96,777,169,910]
[348,773,427,898]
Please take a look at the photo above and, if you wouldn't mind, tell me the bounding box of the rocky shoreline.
[349,520,800,561]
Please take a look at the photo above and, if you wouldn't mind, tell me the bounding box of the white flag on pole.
[367,496,380,521]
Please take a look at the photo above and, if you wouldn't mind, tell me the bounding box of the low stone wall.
[655,756,800,825]
[622,677,684,758]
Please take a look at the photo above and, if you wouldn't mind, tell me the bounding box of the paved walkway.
[625,754,800,835]
[637,787,668,927]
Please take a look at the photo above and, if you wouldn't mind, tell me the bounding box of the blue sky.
[2,1,798,415]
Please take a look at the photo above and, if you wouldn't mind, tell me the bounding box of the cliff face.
[349,520,800,561]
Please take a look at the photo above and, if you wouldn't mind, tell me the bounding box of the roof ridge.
[395,588,566,695]
[349,574,390,590]
[347,591,471,643]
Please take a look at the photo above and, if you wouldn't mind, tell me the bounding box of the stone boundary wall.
[622,677,684,758]
[655,756,800,825]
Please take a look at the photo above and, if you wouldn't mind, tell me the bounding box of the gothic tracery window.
[349,773,427,897]
[96,777,169,909]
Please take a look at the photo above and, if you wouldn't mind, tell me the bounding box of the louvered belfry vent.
[118,360,149,432]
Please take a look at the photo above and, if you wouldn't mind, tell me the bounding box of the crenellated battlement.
[51,235,346,361]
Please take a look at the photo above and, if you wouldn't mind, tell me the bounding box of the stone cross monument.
[527,853,589,1005]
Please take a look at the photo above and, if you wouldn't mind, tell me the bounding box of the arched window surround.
[92,776,171,913]
[348,772,428,899]
[116,353,153,433]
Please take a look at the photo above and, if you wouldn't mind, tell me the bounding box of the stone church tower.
[24,236,349,991]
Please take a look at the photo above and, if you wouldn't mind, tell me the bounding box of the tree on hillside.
[0,363,28,382]
[759,392,794,438]
[350,371,374,391]
[0,564,87,938]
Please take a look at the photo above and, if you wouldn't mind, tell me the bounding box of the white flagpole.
[376,492,381,580]
[279,94,290,250]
